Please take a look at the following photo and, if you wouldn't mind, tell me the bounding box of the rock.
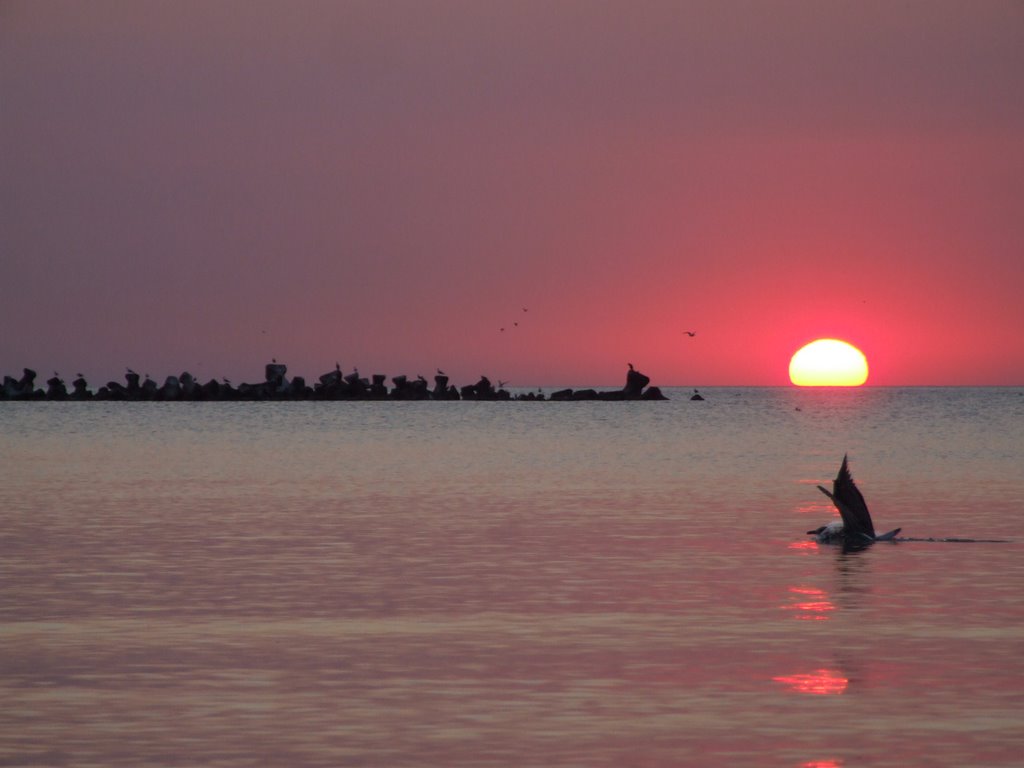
[71,377,91,400]
[45,376,68,400]
[623,366,650,398]
[180,372,197,398]
[432,375,449,399]
[369,374,387,398]
[643,386,668,400]
[162,376,181,400]
[265,362,287,388]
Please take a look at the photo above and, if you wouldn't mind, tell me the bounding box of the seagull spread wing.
[817,454,876,539]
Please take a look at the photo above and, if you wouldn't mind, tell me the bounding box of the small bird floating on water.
[808,455,901,547]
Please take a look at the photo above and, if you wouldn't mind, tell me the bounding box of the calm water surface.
[2,387,1023,767]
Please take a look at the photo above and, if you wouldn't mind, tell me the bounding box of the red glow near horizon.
[1,4,1022,386]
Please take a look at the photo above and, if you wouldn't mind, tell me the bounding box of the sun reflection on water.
[773,668,849,695]
[782,585,835,621]
[788,540,820,553]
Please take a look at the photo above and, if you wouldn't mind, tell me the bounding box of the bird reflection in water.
[772,668,849,695]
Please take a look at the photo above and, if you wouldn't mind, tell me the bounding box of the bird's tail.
[873,528,901,541]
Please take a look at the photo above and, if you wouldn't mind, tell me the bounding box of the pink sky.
[2,1,1022,386]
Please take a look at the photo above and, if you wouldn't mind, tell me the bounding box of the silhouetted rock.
[265,362,287,388]
[432,375,450,399]
[180,372,197,399]
[3,369,38,399]
[45,376,68,400]
[623,367,650,398]
[643,386,668,400]
[71,376,91,400]
[2,361,668,403]
[125,371,141,395]
[199,379,222,400]
[162,376,181,400]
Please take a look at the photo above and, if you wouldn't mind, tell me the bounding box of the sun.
[789,339,868,387]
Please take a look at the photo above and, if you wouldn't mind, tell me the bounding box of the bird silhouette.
[684,331,696,337]
[808,455,901,547]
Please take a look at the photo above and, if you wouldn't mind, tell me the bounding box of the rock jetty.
[2,364,668,402]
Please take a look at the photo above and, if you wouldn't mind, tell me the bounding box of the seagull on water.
[808,455,901,547]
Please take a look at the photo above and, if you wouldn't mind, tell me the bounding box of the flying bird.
[808,455,901,547]
[684,331,696,337]
[437,368,446,375]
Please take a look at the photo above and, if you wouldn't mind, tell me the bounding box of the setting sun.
[789,339,868,387]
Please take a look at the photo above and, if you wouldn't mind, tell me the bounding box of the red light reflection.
[788,541,820,552]
[773,668,849,695]
[782,585,835,621]
[801,761,844,767]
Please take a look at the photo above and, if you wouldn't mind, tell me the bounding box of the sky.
[2,1,1022,387]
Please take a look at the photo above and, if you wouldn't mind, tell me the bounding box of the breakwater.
[2,363,667,402]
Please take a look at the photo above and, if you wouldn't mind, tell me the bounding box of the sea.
[1,386,1022,768]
